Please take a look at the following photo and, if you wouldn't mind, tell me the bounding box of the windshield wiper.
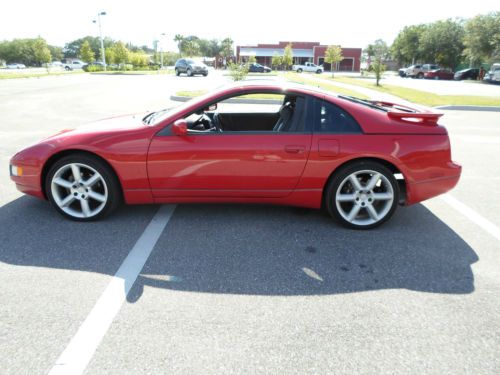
[143,112,156,124]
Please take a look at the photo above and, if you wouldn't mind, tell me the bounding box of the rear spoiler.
[370,100,443,126]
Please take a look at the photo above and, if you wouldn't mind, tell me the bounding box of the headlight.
[10,165,23,176]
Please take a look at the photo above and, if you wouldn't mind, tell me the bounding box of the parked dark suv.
[175,59,208,77]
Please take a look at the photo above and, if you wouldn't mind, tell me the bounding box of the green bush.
[228,62,248,81]
[86,64,104,72]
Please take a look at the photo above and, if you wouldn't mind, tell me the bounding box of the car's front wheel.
[297,68,303,73]
[187,68,193,77]
[45,154,121,221]
[325,161,399,229]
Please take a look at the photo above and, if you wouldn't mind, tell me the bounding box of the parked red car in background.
[424,69,455,80]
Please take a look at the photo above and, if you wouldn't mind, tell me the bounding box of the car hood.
[43,112,150,141]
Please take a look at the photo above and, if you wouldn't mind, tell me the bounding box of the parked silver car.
[405,64,439,78]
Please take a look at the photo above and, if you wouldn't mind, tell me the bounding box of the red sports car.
[9,81,461,229]
[424,69,455,80]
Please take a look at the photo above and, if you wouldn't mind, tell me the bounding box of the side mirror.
[171,119,188,136]
[205,103,217,111]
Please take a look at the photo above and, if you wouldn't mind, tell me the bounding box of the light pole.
[160,33,166,69]
[93,11,107,71]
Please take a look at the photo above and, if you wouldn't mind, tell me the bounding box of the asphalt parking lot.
[1,71,499,374]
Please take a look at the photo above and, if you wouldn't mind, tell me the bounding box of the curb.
[170,95,282,105]
[434,105,500,112]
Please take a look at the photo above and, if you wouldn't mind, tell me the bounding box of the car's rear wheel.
[325,161,399,229]
[175,68,180,76]
[45,154,121,221]
[417,72,424,79]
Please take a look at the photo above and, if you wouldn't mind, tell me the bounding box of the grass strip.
[327,76,500,106]
[283,73,369,99]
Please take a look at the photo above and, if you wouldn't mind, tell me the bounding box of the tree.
[183,40,200,57]
[32,38,52,67]
[221,38,233,58]
[80,40,95,62]
[282,43,293,70]
[370,39,389,86]
[48,45,63,61]
[391,24,427,66]
[419,19,464,69]
[271,53,282,70]
[113,42,129,66]
[363,44,375,68]
[128,51,148,67]
[324,45,343,77]
[463,12,500,65]
[248,55,256,64]
[174,34,184,56]
[105,48,115,65]
[209,39,222,57]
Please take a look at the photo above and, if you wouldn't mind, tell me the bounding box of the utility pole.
[93,11,107,71]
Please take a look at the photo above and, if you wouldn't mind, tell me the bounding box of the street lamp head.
[99,11,106,16]
[92,20,96,23]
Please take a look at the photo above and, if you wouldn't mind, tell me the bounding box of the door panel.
[148,133,312,198]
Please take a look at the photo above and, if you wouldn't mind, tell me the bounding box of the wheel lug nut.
[73,192,78,196]
[361,202,365,206]
[85,188,89,192]
[82,195,86,199]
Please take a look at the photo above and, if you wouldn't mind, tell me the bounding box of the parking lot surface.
[1,72,499,374]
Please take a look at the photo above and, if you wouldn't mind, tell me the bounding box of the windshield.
[146,90,220,126]
[186,59,196,64]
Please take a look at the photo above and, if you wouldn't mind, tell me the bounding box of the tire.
[434,76,439,80]
[187,68,193,77]
[297,68,303,73]
[417,72,424,79]
[65,66,71,71]
[175,68,180,76]
[203,73,208,77]
[316,69,322,74]
[45,153,121,221]
[325,161,399,229]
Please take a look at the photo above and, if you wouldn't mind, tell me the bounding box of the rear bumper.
[406,161,461,205]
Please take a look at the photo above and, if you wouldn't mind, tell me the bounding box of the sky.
[1,0,498,51]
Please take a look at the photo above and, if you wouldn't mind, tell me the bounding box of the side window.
[314,99,362,134]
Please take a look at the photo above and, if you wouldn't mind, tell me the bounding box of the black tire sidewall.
[45,154,121,221]
[325,161,399,229]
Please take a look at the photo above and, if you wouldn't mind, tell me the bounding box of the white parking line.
[48,205,176,375]
[441,194,500,242]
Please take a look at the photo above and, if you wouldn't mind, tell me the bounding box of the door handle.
[285,145,305,154]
